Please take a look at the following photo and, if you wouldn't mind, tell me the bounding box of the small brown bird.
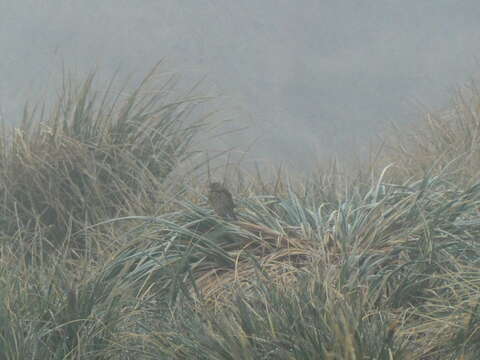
[208,182,237,220]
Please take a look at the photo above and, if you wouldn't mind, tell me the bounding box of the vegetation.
[0,67,480,359]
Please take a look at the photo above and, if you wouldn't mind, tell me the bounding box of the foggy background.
[2,0,480,169]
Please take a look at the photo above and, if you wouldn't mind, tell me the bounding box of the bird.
[208,182,237,220]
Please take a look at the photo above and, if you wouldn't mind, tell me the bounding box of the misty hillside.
[3,1,480,167]
[0,67,479,359]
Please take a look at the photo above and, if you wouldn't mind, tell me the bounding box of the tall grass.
[99,164,480,359]
[0,66,208,248]
[381,84,480,184]
[1,68,480,359]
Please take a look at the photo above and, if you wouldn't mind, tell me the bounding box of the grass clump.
[0,65,207,247]
[1,66,480,359]
[381,84,480,183]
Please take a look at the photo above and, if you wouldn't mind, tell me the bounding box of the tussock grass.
[0,65,208,249]
[1,67,480,359]
[381,84,480,184]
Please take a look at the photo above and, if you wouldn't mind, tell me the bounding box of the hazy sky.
[2,1,480,167]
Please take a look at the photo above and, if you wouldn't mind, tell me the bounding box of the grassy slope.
[1,69,480,359]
